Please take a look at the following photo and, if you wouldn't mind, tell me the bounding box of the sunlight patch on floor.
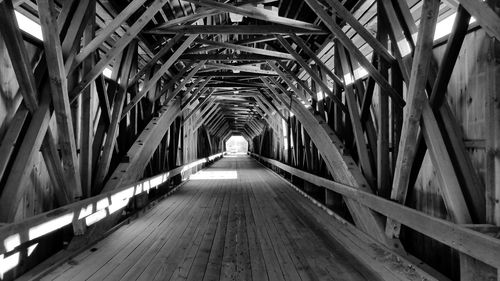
[189,170,238,180]
[225,152,247,158]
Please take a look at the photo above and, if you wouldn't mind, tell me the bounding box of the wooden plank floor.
[42,155,378,281]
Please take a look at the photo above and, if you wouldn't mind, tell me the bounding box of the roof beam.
[180,53,289,61]
[151,8,220,30]
[128,33,184,86]
[120,36,199,118]
[206,62,277,75]
[456,0,500,41]
[148,24,328,35]
[197,39,294,60]
[182,0,325,32]
[69,0,170,102]
[303,0,405,108]
[322,0,394,63]
[69,0,148,72]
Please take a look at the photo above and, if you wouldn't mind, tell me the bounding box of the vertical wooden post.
[80,1,96,198]
[377,6,391,197]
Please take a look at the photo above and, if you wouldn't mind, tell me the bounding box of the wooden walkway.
[42,155,377,281]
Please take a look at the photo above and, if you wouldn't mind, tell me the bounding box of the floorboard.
[42,155,379,281]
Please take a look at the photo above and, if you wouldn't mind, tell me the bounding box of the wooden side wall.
[251,27,500,279]
[401,28,500,279]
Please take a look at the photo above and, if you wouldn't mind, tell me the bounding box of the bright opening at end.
[226,135,248,154]
[190,170,238,180]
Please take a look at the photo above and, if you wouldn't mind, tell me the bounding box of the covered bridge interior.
[0,0,499,280]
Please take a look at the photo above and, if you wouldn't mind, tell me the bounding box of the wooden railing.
[0,152,225,275]
[250,152,500,269]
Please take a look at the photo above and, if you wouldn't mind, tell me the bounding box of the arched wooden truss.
[0,0,499,279]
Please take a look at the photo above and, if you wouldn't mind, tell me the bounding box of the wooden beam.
[80,2,96,198]
[69,0,148,71]
[0,0,78,209]
[263,77,392,246]
[186,35,281,54]
[288,33,343,88]
[148,24,328,35]
[321,0,394,63]
[421,103,472,223]
[121,35,198,118]
[207,62,277,75]
[267,63,312,108]
[0,0,38,110]
[182,78,212,108]
[182,0,324,31]
[386,0,440,239]
[153,61,195,102]
[194,103,219,131]
[303,0,405,108]
[93,41,137,191]
[255,94,287,123]
[456,0,500,41]
[184,88,215,120]
[0,93,58,221]
[161,60,207,108]
[197,39,294,60]
[0,108,29,182]
[337,45,376,188]
[193,72,276,77]
[128,33,184,86]
[180,53,288,61]
[275,35,345,108]
[151,8,220,30]
[274,60,317,102]
[69,0,170,102]
[375,9,391,198]
[38,0,83,199]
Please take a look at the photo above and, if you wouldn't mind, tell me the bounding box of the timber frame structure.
[0,0,499,280]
